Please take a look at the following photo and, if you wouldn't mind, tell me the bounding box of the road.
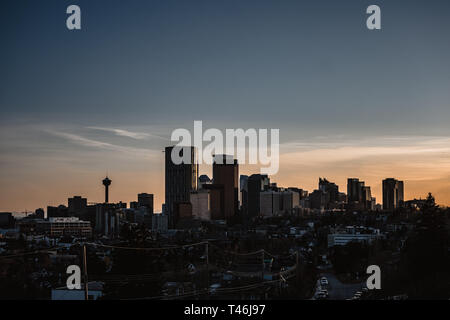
[315,273,365,300]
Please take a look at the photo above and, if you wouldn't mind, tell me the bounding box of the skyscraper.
[247,174,270,218]
[361,186,372,210]
[347,178,361,203]
[137,193,154,214]
[383,178,404,210]
[211,154,239,220]
[240,175,249,217]
[165,146,198,227]
[319,178,339,205]
[347,178,375,211]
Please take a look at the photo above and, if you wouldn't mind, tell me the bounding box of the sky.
[1,0,450,212]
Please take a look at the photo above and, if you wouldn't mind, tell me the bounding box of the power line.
[0,247,60,260]
[84,241,208,251]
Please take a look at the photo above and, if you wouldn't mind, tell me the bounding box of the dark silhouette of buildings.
[95,202,126,236]
[203,184,224,220]
[34,208,45,219]
[247,174,270,218]
[309,189,328,210]
[347,178,363,203]
[47,205,69,218]
[240,175,249,217]
[319,178,339,206]
[165,146,198,227]
[383,178,404,210]
[0,212,14,228]
[346,178,374,210]
[137,193,154,214]
[208,155,239,220]
[68,196,87,216]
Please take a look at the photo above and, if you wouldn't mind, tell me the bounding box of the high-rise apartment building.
[210,155,239,220]
[383,178,404,210]
[165,146,198,227]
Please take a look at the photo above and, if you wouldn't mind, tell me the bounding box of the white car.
[320,277,329,286]
[316,292,327,300]
[319,289,329,297]
[210,283,221,294]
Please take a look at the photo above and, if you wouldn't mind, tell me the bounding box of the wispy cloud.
[48,131,157,158]
[280,135,450,161]
[87,126,167,141]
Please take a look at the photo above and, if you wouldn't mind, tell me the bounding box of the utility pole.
[82,244,89,300]
[261,250,265,281]
[206,241,210,292]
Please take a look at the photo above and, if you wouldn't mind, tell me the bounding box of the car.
[319,289,329,297]
[353,292,362,299]
[316,292,327,300]
[320,277,329,286]
[209,283,222,294]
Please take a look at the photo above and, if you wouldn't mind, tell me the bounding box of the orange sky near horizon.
[1,154,449,214]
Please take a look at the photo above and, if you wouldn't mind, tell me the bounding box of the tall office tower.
[165,146,198,227]
[347,178,361,203]
[212,154,239,220]
[137,193,154,214]
[102,177,112,203]
[247,174,270,218]
[383,178,404,210]
[240,175,249,216]
[361,186,372,210]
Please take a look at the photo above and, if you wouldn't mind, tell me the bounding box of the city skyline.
[0,147,445,214]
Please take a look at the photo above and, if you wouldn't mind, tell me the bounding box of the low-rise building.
[327,226,382,247]
[36,217,92,237]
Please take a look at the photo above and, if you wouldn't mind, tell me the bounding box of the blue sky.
[1,0,450,211]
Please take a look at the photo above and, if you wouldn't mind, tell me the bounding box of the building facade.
[382,178,404,210]
[37,217,92,237]
[165,146,198,228]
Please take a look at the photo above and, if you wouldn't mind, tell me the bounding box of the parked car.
[319,289,329,298]
[316,292,328,300]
